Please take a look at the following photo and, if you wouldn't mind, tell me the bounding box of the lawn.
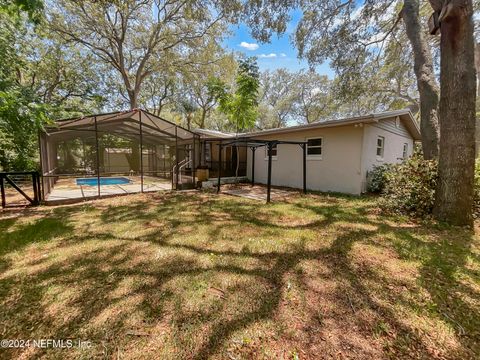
[0,191,479,359]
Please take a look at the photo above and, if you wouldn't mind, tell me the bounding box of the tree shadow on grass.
[97,192,479,358]
[391,228,479,357]
[0,192,478,359]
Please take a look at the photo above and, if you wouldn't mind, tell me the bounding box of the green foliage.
[0,7,106,171]
[379,156,438,218]
[0,88,48,170]
[367,164,393,193]
[0,0,44,24]
[0,11,48,171]
[378,156,480,219]
[244,0,421,115]
[474,158,480,216]
[209,57,259,132]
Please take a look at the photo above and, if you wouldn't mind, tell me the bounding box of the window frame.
[264,143,278,160]
[402,142,408,159]
[306,137,323,160]
[204,142,211,163]
[376,136,385,160]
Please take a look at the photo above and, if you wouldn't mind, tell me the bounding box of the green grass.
[0,191,478,359]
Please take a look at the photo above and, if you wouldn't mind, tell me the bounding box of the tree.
[210,57,260,177]
[402,0,440,159]
[257,69,340,129]
[244,0,441,159]
[50,0,227,109]
[430,0,477,226]
[0,0,43,23]
[0,4,47,170]
[176,98,198,130]
[257,69,298,129]
[179,40,238,129]
[293,70,336,124]
[0,0,110,170]
[330,32,420,116]
[210,57,260,132]
[139,69,177,116]
[243,0,478,224]
[24,34,107,118]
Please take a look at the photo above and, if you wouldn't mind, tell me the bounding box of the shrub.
[377,156,480,219]
[367,164,392,193]
[379,156,438,217]
[474,159,480,217]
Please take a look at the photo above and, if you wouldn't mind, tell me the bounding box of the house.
[38,108,419,204]
[195,109,421,195]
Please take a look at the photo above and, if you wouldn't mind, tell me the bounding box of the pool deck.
[45,176,172,204]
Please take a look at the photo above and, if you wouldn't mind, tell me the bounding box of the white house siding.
[360,116,414,191]
[246,125,365,195]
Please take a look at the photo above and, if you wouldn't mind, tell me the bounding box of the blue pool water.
[76,177,131,186]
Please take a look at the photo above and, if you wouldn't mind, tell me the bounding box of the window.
[376,136,385,158]
[204,143,211,162]
[265,144,277,159]
[402,143,408,159]
[307,137,323,158]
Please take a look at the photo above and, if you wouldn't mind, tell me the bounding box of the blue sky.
[223,11,335,77]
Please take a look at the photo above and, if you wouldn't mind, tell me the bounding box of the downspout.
[358,122,366,194]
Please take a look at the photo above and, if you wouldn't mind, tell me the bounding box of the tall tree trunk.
[475,42,480,156]
[430,0,476,226]
[402,0,440,159]
[126,142,140,172]
[200,108,207,129]
[475,42,480,96]
[128,89,138,109]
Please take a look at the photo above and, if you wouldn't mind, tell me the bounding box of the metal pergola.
[216,138,308,202]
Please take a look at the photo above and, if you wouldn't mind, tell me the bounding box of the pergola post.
[251,147,256,186]
[94,116,100,197]
[37,130,45,201]
[302,144,307,194]
[267,142,273,203]
[163,144,166,174]
[175,126,179,190]
[217,143,222,193]
[192,135,197,188]
[139,110,144,193]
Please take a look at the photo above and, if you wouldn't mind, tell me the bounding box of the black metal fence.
[0,171,41,208]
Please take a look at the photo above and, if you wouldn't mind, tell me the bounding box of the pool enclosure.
[39,109,199,203]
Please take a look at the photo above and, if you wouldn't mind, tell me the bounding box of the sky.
[223,11,335,78]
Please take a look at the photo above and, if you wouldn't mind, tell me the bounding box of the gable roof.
[194,109,421,141]
[242,109,421,140]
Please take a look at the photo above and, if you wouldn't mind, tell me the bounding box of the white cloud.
[280,53,287,57]
[239,41,259,50]
[259,53,277,58]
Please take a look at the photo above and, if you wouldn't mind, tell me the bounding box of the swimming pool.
[76,177,131,186]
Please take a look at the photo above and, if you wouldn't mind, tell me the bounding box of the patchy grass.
[0,191,478,359]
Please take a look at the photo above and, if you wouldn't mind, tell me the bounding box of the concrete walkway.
[221,184,299,202]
